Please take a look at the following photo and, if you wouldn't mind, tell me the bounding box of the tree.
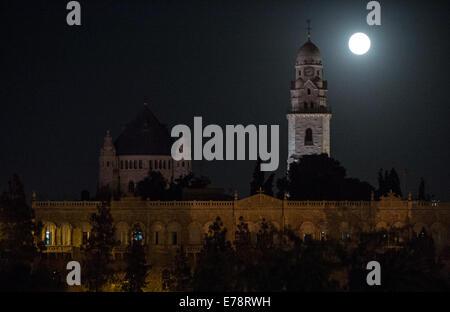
[0,175,60,291]
[167,173,212,200]
[81,190,90,201]
[191,217,235,291]
[389,168,402,197]
[135,170,168,200]
[418,177,426,200]
[96,185,112,202]
[168,245,192,291]
[189,175,211,188]
[348,227,449,291]
[83,203,118,291]
[262,174,275,197]
[287,154,373,200]
[250,158,265,195]
[275,176,289,199]
[122,224,149,292]
[376,168,385,198]
[376,168,402,198]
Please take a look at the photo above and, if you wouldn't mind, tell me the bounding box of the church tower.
[287,21,331,165]
[99,130,118,191]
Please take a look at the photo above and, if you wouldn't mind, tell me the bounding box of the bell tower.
[99,130,118,191]
[287,20,331,165]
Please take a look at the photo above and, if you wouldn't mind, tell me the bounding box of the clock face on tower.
[304,67,314,76]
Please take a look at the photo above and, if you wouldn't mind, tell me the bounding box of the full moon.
[348,32,371,55]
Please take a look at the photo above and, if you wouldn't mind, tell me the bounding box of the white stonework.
[98,106,192,196]
[287,34,331,165]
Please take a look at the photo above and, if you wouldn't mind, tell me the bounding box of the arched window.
[182,161,185,167]
[133,230,143,242]
[299,70,302,76]
[149,160,153,170]
[305,128,313,146]
[125,161,128,169]
[139,160,142,169]
[45,230,52,245]
[171,232,178,245]
[343,232,351,242]
[163,160,166,169]
[304,233,312,242]
[159,160,162,169]
[307,88,311,95]
[120,160,123,169]
[134,160,137,169]
[168,160,171,169]
[128,181,135,193]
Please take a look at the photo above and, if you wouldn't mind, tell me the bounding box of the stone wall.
[33,192,450,267]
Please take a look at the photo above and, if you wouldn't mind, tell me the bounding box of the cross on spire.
[306,19,311,41]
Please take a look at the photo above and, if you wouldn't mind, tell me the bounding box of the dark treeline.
[249,154,431,201]
[164,217,449,292]
[96,171,211,202]
[0,154,441,291]
[0,175,65,291]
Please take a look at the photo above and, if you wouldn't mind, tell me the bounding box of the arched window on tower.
[128,181,135,193]
[305,128,313,146]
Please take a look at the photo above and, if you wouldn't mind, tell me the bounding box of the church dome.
[114,104,173,156]
[296,40,322,65]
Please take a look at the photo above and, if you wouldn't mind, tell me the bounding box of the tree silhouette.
[287,154,373,200]
[83,203,118,291]
[168,245,192,291]
[191,217,235,291]
[0,175,61,291]
[122,224,149,292]
[250,158,265,195]
[135,170,168,200]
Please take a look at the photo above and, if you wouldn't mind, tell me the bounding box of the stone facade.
[33,192,450,268]
[98,104,191,196]
[287,33,331,165]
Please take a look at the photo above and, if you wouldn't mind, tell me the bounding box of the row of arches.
[41,220,448,248]
[41,221,205,248]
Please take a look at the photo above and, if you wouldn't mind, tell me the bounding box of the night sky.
[1,0,449,200]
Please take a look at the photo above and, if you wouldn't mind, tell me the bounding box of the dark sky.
[1,0,449,200]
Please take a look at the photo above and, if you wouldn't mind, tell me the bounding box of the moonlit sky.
[0,0,449,200]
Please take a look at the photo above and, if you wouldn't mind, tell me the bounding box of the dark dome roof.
[114,105,173,156]
[296,40,322,65]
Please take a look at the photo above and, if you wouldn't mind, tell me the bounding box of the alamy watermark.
[171,117,279,171]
